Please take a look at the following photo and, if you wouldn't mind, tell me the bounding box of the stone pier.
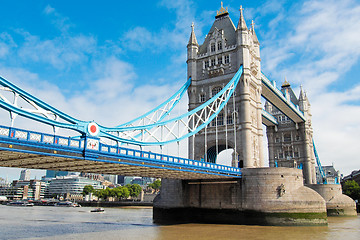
[153,168,327,226]
[307,184,357,216]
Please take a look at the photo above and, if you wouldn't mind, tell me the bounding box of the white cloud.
[43,4,73,33]
[259,0,360,175]
[16,31,97,70]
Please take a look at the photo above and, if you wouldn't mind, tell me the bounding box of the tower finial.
[251,20,255,30]
[188,22,198,47]
[216,1,228,17]
[281,77,290,88]
[237,4,248,30]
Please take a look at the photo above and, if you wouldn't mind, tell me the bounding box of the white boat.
[55,201,80,207]
[7,201,34,207]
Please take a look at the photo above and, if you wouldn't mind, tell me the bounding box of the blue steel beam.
[261,73,306,123]
[98,66,243,146]
[0,125,241,179]
[261,109,278,126]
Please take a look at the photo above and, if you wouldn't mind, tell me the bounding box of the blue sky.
[0,0,360,181]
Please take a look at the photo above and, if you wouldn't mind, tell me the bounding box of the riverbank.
[78,200,153,207]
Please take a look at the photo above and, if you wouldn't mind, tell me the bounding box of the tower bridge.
[0,3,356,225]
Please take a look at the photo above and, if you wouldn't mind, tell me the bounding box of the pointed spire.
[299,85,306,101]
[187,22,198,47]
[237,5,248,31]
[251,20,259,44]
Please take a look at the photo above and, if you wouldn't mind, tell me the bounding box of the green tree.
[148,179,161,192]
[82,185,95,196]
[114,186,130,200]
[343,180,360,201]
[94,189,107,200]
[126,184,142,199]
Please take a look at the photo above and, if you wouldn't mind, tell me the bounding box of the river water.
[0,205,359,240]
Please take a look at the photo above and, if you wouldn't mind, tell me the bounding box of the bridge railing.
[97,141,241,174]
[0,125,241,176]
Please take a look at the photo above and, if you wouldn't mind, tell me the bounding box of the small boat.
[91,207,105,212]
[55,201,80,207]
[7,201,34,207]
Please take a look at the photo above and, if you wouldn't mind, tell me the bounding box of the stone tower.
[265,81,317,184]
[187,4,264,168]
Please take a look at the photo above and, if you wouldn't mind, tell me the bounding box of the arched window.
[226,115,233,125]
[210,43,215,52]
[212,86,222,97]
[224,55,230,64]
[200,93,206,102]
[204,60,209,68]
[217,41,222,50]
[284,133,291,142]
[217,113,224,126]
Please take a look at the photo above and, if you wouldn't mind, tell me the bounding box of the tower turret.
[250,20,260,59]
[187,22,199,80]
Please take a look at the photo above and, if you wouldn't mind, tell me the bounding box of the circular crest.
[87,122,99,136]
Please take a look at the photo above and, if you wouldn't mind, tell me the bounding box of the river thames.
[0,205,359,240]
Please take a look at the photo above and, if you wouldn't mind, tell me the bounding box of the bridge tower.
[187,4,264,168]
[265,82,317,184]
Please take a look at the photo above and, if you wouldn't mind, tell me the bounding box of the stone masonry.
[187,5,264,168]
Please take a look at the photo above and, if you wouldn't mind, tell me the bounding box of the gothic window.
[279,152,283,159]
[275,137,280,143]
[295,135,300,141]
[218,56,222,65]
[200,93,206,102]
[284,151,292,158]
[225,55,230,64]
[226,115,233,125]
[217,113,224,126]
[211,119,216,127]
[204,60,209,68]
[212,86,222,97]
[211,43,215,52]
[284,134,291,142]
[217,41,222,50]
[211,58,216,66]
[294,151,299,158]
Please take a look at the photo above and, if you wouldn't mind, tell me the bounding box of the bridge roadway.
[0,125,241,179]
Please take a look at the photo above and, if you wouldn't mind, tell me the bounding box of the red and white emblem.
[87,122,99,136]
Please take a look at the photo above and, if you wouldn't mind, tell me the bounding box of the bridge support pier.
[307,184,357,216]
[153,168,327,226]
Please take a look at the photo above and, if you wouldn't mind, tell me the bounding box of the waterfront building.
[19,169,31,181]
[47,175,102,198]
[0,179,46,200]
[342,170,360,186]
[103,174,117,184]
[45,170,69,178]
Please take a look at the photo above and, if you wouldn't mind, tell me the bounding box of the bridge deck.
[0,126,241,179]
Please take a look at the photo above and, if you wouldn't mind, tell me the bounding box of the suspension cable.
[233,87,237,167]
